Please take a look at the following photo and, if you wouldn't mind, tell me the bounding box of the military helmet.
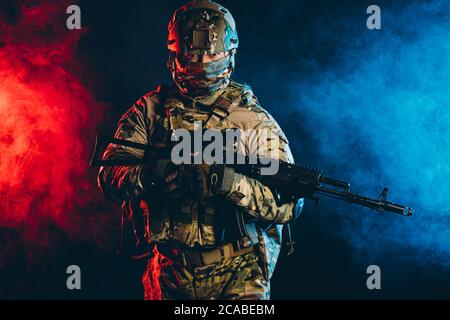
[167,0,239,96]
[167,0,239,56]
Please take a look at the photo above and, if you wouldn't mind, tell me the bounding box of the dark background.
[1,0,449,299]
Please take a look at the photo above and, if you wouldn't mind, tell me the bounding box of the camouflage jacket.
[98,80,296,279]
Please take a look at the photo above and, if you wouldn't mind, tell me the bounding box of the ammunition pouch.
[117,197,262,261]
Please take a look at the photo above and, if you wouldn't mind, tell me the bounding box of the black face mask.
[173,53,235,96]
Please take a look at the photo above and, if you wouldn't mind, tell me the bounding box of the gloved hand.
[141,160,216,200]
[182,164,237,200]
[208,164,236,196]
[165,163,216,201]
[187,164,213,201]
[142,161,236,201]
[141,159,183,199]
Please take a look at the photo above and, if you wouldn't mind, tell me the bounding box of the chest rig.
[118,82,261,258]
[167,82,258,243]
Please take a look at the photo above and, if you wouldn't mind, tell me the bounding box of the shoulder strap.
[203,83,245,129]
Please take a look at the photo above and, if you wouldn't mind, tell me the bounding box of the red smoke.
[142,247,175,300]
[0,0,115,259]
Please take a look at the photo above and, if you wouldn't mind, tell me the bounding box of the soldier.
[98,0,303,300]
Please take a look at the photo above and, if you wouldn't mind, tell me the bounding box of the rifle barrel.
[316,185,413,216]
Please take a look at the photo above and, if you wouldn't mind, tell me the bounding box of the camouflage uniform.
[97,0,299,300]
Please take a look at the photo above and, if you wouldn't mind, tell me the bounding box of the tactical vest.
[119,81,260,258]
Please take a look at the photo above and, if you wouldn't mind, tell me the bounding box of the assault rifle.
[91,134,413,217]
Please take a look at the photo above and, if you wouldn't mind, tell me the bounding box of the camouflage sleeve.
[97,98,150,201]
[224,105,296,224]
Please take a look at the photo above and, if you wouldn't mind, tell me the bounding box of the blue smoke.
[284,0,450,272]
[231,0,450,279]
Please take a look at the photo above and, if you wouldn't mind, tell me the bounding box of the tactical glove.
[142,161,237,200]
[166,164,216,201]
[141,159,183,199]
[208,164,236,196]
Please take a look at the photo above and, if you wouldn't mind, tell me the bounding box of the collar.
[175,85,227,110]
